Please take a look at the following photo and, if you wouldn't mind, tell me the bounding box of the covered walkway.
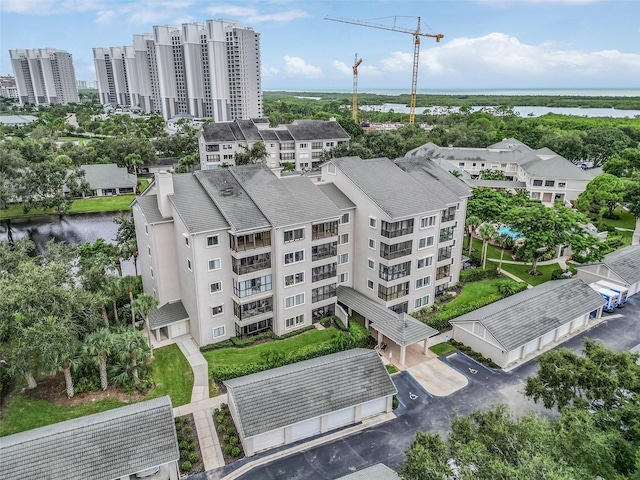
[337,286,438,366]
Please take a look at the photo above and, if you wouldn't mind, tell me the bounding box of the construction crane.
[325,16,443,124]
[352,53,363,122]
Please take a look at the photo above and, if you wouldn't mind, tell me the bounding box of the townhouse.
[198,118,350,171]
[132,155,469,348]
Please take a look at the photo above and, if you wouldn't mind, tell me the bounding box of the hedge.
[459,266,499,283]
[200,325,316,352]
[424,293,504,331]
[211,322,371,383]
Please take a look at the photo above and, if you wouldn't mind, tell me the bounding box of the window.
[284,272,304,287]
[367,279,374,289]
[340,212,350,224]
[439,227,454,242]
[312,142,323,149]
[209,281,222,294]
[147,246,151,256]
[312,283,337,303]
[441,206,456,223]
[369,217,377,228]
[338,233,349,245]
[285,314,305,329]
[208,258,221,271]
[284,250,304,265]
[184,235,190,247]
[150,267,154,278]
[284,228,304,243]
[419,236,435,249]
[438,246,453,261]
[379,261,412,281]
[368,259,375,270]
[325,141,335,147]
[389,302,408,314]
[545,180,555,187]
[415,295,430,309]
[312,242,337,261]
[312,221,338,240]
[416,276,431,289]
[337,253,349,265]
[312,304,335,322]
[285,293,305,309]
[533,179,543,186]
[213,326,225,338]
[378,282,410,301]
[186,259,192,271]
[145,225,148,235]
[233,275,272,298]
[380,240,413,260]
[233,297,273,320]
[368,238,376,249]
[338,272,349,283]
[436,265,451,280]
[380,219,414,238]
[207,235,219,247]
[420,215,437,229]
[312,263,337,282]
[232,253,271,275]
[299,143,308,148]
[417,256,433,269]
[229,231,271,252]
[558,182,566,188]
[458,162,464,168]
[211,305,223,316]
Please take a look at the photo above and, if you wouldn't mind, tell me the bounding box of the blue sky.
[1,0,639,91]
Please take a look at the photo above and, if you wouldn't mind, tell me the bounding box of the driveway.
[194,294,640,480]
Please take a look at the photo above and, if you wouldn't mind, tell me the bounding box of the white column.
[423,339,429,355]
[400,345,406,366]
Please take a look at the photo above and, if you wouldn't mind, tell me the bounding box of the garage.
[225,349,397,457]
[450,279,605,369]
[150,300,189,342]
[577,245,640,299]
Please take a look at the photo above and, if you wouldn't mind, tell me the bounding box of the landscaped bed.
[448,339,500,368]
[175,414,204,475]
[213,403,244,463]
[430,342,456,356]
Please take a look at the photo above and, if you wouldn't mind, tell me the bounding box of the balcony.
[312,263,337,282]
[441,206,456,223]
[232,253,271,276]
[380,220,414,239]
[312,221,338,241]
[229,231,271,252]
[312,242,337,262]
[233,297,273,321]
[436,265,450,280]
[437,246,452,262]
[380,240,413,261]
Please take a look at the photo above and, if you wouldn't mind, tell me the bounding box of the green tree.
[84,328,115,390]
[174,153,199,173]
[133,294,158,353]
[124,153,143,175]
[115,327,150,384]
[466,188,512,223]
[478,223,497,270]
[234,142,268,165]
[624,173,640,218]
[479,169,506,180]
[575,173,626,227]
[113,213,138,275]
[0,144,25,209]
[464,215,482,255]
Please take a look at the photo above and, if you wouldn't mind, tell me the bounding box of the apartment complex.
[93,19,262,121]
[9,48,79,105]
[0,76,19,100]
[408,138,595,205]
[132,156,469,348]
[199,119,350,170]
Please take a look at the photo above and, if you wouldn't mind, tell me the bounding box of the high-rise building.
[0,75,19,100]
[9,48,79,105]
[76,80,87,90]
[93,19,262,121]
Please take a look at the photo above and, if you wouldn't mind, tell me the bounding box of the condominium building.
[199,119,350,170]
[9,48,79,105]
[93,19,262,121]
[0,76,19,100]
[132,156,469,351]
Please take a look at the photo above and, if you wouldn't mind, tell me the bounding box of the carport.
[337,286,438,366]
[577,244,640,297]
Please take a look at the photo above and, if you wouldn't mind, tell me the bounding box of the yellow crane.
[352,53,363,122]
[325,16,443,124]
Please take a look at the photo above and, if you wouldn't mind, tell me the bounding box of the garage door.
[540,330,556,348]
[556,323,570,340]
[252,429,285,453]
[170,321,188,337]
[360,398,387,419]
[291,416,321,441]
[327,406,355,430]
[523,339,538,357]
[572,317,585,332]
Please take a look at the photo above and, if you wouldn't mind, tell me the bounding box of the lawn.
[449,278,510,307]
[430,342,456,356]
[489,261,559,286]
[465,237,509,263]
[203,328,340,371]
[0,195,135,219]
[599,207,637,231]
[144,344,193,407]
[0,396,126,437]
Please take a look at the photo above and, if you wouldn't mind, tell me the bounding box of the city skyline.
[1,0,640,92]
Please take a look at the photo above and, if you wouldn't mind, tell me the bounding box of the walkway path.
[173,335,226,471]
[484,255,571,288]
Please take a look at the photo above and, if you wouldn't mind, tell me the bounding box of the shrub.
[435,292,454,304]
[459,266,499,283]
[216,415,225,424]
[392,395,399,409]
[213,407,220,415]
[181,461,192,472]
[187,442,195,452]
[189,453,200,463]
[174,418,182,427]
[226,426,236,436]
[176,433,184,442]
[178,440,188,450]
[186,434,195,443]
[231,447,241,457]
[229,436,238,446]
[217,424,226,433]
[183,426,193,435]
[180,450,190,460]
[224,444,233,455]
[222,434,230,442]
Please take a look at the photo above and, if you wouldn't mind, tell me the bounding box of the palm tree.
[36,316,80,398]
[478,223,498,270]
[84,328,114,390]
[133,294,159,355]
[121,276,139,326]
[494,232,512,274]
[465,215,482,255]
[115,327,149,384]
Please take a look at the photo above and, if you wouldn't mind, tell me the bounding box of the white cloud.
[332,60,351,76]
[283,56,322,78]
[261,66,280,77]
[204,5,309,23]
[2,0,104,14]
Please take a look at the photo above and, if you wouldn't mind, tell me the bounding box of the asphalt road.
[195,294,640,480]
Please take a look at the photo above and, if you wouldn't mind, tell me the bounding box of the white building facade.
[9,48,79,105]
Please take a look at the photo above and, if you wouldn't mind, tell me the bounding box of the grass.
[385,364,399,374]
[203,328,340,372]
[599,207,637,231]
[430,342,456,356]
[0,396,126,437]
[0,195,135,219]
[449,278,509,307]
[144,344,193,407]
[137,177,150,192]
[489,261,558,286]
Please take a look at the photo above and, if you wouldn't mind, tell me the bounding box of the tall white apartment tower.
[93,19,262,121]
[10,48,79,105]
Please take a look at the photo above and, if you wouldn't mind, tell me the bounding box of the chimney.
[155,171,174,218]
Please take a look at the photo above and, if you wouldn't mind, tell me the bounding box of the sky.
[1,0,639,92]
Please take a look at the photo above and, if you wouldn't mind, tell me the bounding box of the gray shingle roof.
[331,157,449,219]
[337,286,437,346]
[224,349,397,438]
[286,120,349,141]
[236,119,263,141]
[395,156,471,202]
[317,182,356,210]
[80,163,137,190]
[230,165,341,228]
[133,193,168,224]
[450,279,605,351]
[602,245,640,285]
[406,142,539,166]
[201,122,237,142]
[338,463,401,480]
[275,129,294,141]
[194,169,270,233]
[466,179,527,189]
[519,155,594,181]
[488,138,532,150]
[169,174,229,234]
[0,396,178,480]
[150,300,189,329]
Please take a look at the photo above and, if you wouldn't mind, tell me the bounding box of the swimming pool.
[497,226,523,240]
